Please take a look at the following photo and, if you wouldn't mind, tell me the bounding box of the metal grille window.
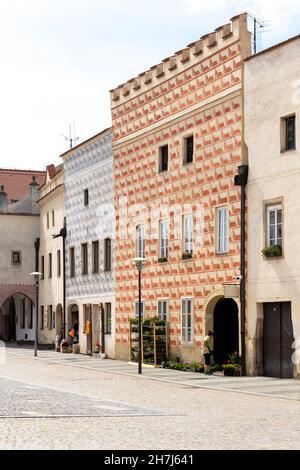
[92,241,99,274]
[48,253,52,278]
[158,300,169,321]
[183,135,194,164]
[216,206,229,254]
[159,145,169,173]
[105,303,112,334]
[285,115,296,151]
[136,225,146,258]
[159,219,169,260]
[70,247,75,278]
[182,299,193,344]
[183,214,193,253]
[57,250,61,277]
[104,238,112,272]
[81,243,88,275]
[267,205,282,247]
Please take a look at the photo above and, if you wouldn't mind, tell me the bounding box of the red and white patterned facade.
[110,14,251,361]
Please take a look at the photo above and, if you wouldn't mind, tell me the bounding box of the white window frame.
[216,206,229,254]
[135,301,145,319]
[183,213,193,253]
[136,224,146,258]
[181,298,193,345]
[159,219,169,260]
[267,204,282,247]
[157,299,169,321]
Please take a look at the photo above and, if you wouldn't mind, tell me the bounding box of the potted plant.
[182,251,193,260]
[223,363,238,376]
[94,341,100,353]
[262,245,282,258]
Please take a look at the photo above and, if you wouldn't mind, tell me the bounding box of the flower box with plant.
[158,257,168,263]
[182,251,193,260]
[262,245,282,258]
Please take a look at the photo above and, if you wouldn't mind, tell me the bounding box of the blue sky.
[0,0,300,170]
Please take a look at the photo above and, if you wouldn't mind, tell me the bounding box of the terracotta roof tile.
[0,169,46,204]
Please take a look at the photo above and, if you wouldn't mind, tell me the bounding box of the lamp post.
[132,258,147,375]
[30,271,43,357]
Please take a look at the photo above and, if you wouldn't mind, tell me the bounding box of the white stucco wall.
[245,38,300,376]
[38,170,65,346]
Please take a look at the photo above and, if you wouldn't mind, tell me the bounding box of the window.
[92,241,99,274]
[135,301,145,318]
[159,219,169,260]
[158,300,169,321]
[21,299,26,329]
[11,251,21,265]
[48,253,52,278]
[182,299,193,344]
[52,210,55,227]
[70,247,75,278]
[282,115,296,152]
[81,243,88,275]
[41,255,45,280]
[40,306,44,330]
[47,305,52,330]
[183,214,193,254]
[104,238,112,272]
[46,213,49,229]
[84,188,89,206]
[216,206,229,254]
[159,144,169,173]
[136,225,146,258]
[104,303,112,334]
[57,250,61,277]
[267,204,282,247]
[183,135,194,164]
[28,302,33,330]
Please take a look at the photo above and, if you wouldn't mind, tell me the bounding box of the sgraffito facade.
[110,14,251,362]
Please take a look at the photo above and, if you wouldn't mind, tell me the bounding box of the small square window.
[84,189,89,206]
[11,251,21,265]
[281,115,296,152]
[159,145,169,173]
[183,135,194,164]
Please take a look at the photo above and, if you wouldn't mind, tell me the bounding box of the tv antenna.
[248,15,271,54]
[61,122,79,149]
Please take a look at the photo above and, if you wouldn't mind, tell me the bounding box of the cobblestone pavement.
[0,348,300,450]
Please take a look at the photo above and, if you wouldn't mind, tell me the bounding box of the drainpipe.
[234,165,249,376]
[53,223,67,339]
[100,303,105,354]
[34,238,40,353]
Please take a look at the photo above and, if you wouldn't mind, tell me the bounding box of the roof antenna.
[248,15,271,54]
[61,121,79,149]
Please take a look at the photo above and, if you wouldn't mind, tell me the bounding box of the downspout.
[234,165,248,376]
[34,238,40,353]
[100,303,105,354]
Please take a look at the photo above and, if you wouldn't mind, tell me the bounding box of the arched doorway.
[68,304,79,342]
[56,304,63,336]
[0,293,34,342]
[213,298,239,365]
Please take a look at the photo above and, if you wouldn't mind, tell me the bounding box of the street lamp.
[131,258,147,375]
[30,271,43,357]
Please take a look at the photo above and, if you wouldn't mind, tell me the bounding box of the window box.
[182,251,193,260]
[158,257,168,263]
[262,245,282,258]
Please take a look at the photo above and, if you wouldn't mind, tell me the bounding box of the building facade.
[38,164,65,347]
[0,169,45,343]
[245,36,300,378]
[110,14,251,362]
[62,129,115,357]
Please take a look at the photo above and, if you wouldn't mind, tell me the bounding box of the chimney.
[29,176,39,205]
[0,185,8,213]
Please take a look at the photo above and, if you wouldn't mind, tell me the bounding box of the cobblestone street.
[0,348,299,450]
